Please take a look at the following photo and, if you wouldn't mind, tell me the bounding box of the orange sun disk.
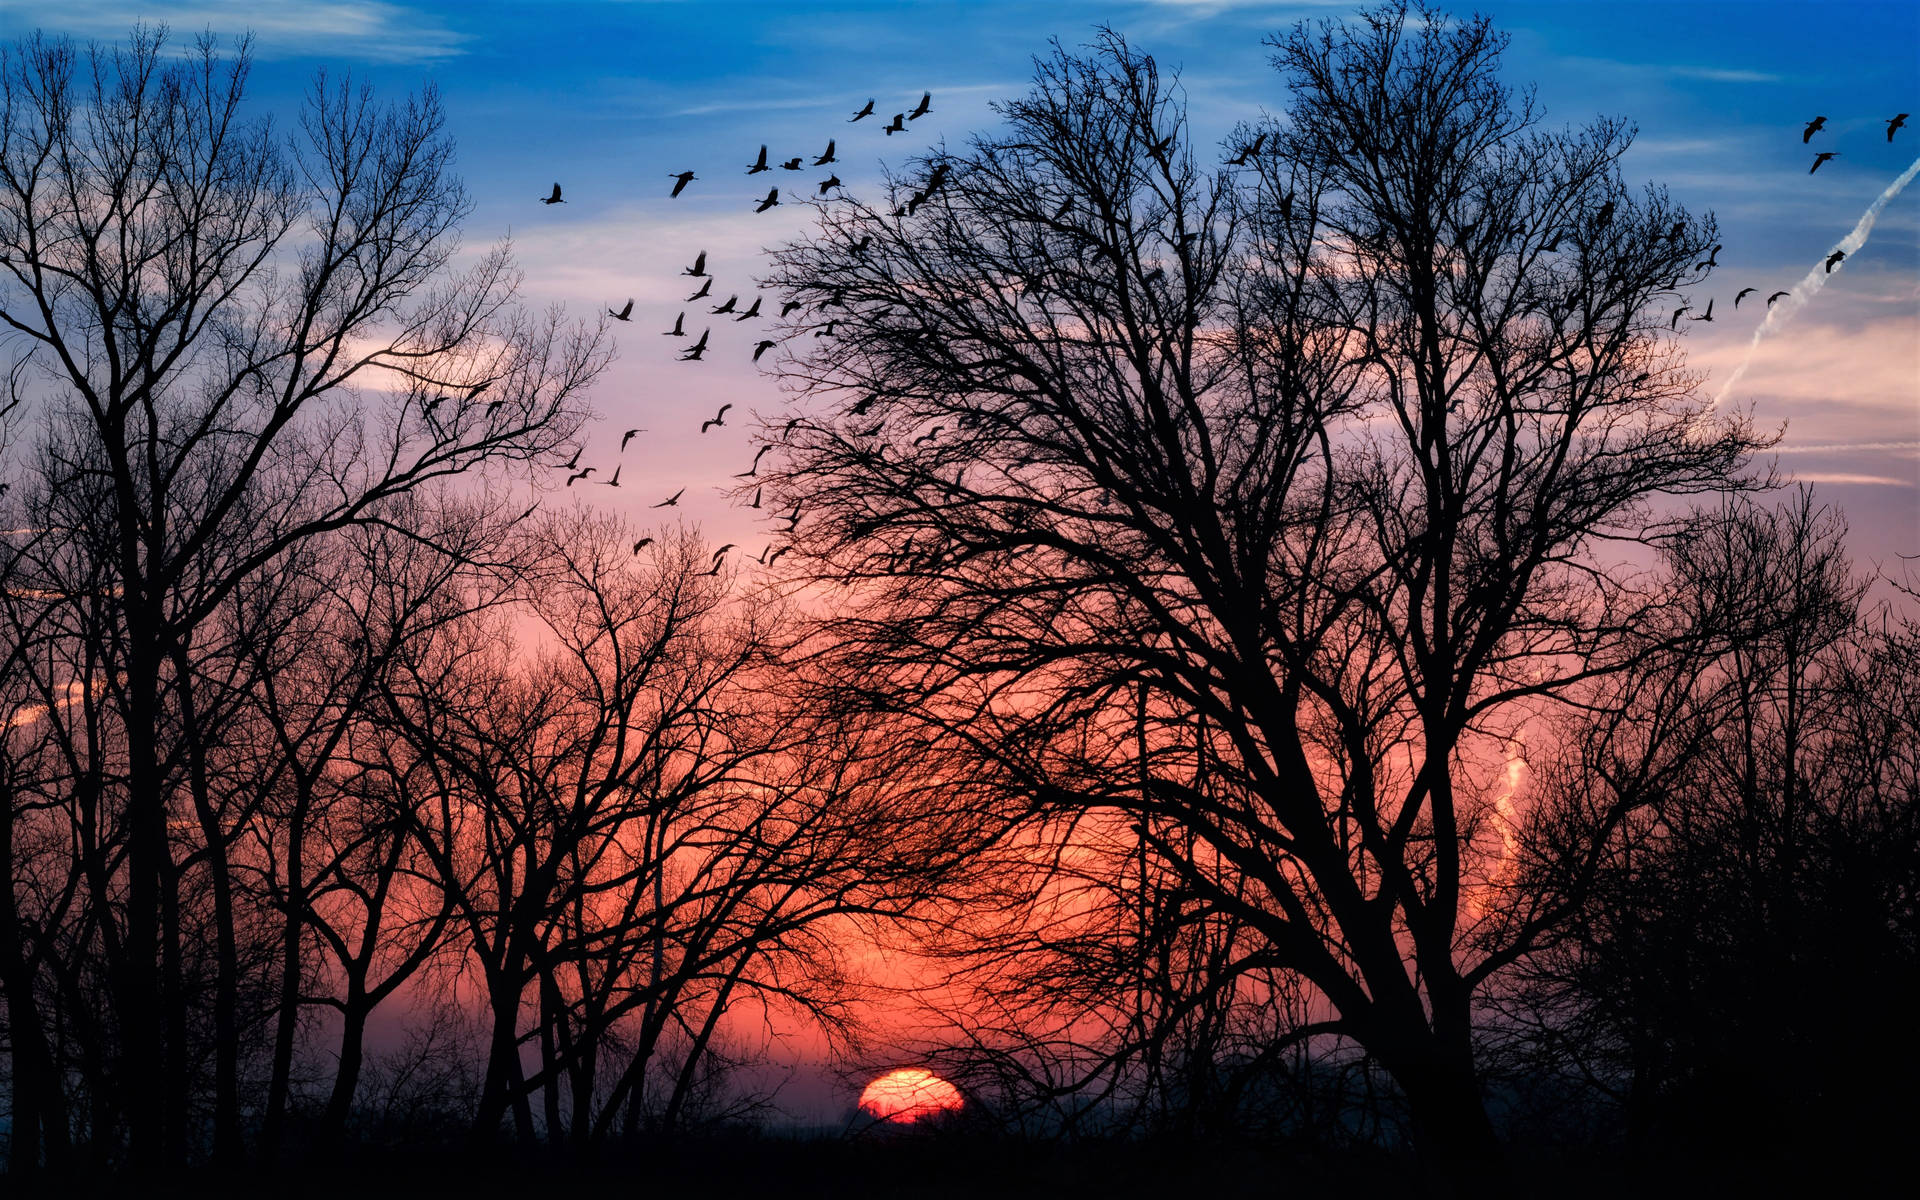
[858,1068,964,1122]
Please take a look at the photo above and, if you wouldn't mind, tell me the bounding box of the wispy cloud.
[670,81,1019,120]
[1771,441,1920,456]
[1788,472,1916,487]
[0,1,469,63]
[1668,65,1782,84]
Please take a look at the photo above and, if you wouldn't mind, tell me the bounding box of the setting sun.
[858,1069,964,1123]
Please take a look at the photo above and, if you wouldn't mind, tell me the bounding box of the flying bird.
[560,447,583,470]
[1690,297,1714,323]
[755,187,780,212]
[603,465,622,487]
[767,545,791,566]
[780,157,803,171]
[1803,115,1827,143]
[814,139,837,166]
[700,559,724,577]
[883,113,906,135]
[610,299,633,322]
[681,329,710,361]
[753,339,777,362]
[712,544,735,561]
[712,294,740,315]
[1891,113,1911,142]
[1696,245,1721,270]
[1825,250,1845,273]
[747,145,769,174]
[701,403,733,433]
[664,311,686,336]
[686,279,713,302]
[912,426,944,446]
[652,489,684,508]
[1767,290,1790,307]
[567,468,594,486]
[1670,306,1690,329]
[541,183,565,205]
[851,99,875,122]
[781,300,804,317]
[818,174,842,195]
[740,445,773,475]
[669,171,696,197]
[683,250,709,277]
[1810,152,1839,174]
[620,428,644,451]
[908,91,932,121]
[750,486,763,509]
[1734,287,1756,308]
[735,296,763,321]
[632,537,654,555]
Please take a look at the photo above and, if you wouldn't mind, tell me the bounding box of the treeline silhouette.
[1,4,1915,1192]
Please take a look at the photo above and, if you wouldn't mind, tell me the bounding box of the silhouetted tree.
[377,517,959,1148]
[1498,491,1920,1158]
[762,4,1760,1178]
[0,25,608,1168]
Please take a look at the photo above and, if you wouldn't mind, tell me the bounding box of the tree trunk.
[120,628,169,1171]
[174,646,242,1162]
[262,773,312,1160]
[1387,1035,1507,1195]
[1,778,71,1176]
[321,988,371,1152]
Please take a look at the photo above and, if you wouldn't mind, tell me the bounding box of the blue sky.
[4,0,1916,574]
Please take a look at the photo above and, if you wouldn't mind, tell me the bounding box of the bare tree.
[376,518,955,1148]
[0,26,609,1166]
[1499,491,1920,1155]
[759,4,1760,1176]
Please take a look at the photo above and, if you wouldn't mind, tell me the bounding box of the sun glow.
[857,1068,964,1123]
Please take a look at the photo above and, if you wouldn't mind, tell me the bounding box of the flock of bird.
[528,98,1909,568]
[1664,111,1908,331]
[536,91,938,567]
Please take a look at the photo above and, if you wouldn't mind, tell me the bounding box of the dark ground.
[6,1134,1896,1199]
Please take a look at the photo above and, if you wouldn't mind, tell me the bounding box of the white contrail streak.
[1711,153,1920,408]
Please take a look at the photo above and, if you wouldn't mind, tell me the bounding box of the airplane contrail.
[1711,152,1920,408]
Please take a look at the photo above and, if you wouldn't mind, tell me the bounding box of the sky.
[1,0,1914,588]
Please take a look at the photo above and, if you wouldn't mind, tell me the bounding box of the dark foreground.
[6,1134,1895,1200]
